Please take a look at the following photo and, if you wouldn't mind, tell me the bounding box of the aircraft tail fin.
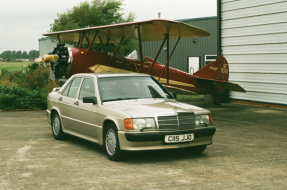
[193,54,229,82]
[193,55,246,93]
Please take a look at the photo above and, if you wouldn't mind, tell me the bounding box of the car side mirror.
[83,97,97,104]
[170,92,177,99]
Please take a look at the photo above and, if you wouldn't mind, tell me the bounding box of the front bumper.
[46,109,51,125]
[118,127,216,151]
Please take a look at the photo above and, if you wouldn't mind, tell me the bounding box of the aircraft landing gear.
[212,95,221,106]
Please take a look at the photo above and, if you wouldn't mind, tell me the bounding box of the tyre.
[104,123,123,161]
[52,112,65,140]
[191,145,207,153]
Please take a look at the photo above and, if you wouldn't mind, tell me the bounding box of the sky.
[0,0,217,54]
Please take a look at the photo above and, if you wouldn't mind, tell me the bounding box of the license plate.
[164,133,194,143]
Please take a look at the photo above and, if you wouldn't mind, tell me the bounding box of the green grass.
[176,94,204,102]
[0,61,33,72]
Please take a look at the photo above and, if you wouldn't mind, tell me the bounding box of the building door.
[204,55,217,65]
[188,57,200,74]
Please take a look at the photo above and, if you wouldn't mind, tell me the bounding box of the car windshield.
[98,76,173,102]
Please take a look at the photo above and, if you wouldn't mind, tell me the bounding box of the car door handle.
[74,101,79,106]
[58,97,62,101]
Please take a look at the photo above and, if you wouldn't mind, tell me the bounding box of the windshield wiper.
[103,97,139,102]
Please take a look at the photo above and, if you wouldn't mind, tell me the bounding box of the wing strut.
[137,25,144,70]
[78,32,86,48]
[108,37,125,63]
[57,35,61,43]
[148,35,168,74]
[98,35,106,53]
[85,36,90,46]
[166,33,169,84]
[84,30,99,59]
[113,37,125,55]
[104,37,110,51]
[158,36,181,82]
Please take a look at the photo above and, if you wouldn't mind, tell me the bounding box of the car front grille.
[157,112,195,130]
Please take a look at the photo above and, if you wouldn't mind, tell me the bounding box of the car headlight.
[195,114,210,126]
[124,118,156,130]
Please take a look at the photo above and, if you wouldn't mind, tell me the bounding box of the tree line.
[49,0,136,56]
[0,50,39,61]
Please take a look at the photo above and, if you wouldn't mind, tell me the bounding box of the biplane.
[42,19,245,101]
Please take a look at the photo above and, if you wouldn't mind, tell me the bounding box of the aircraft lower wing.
[194,77,246,93]
[164,85,198,95]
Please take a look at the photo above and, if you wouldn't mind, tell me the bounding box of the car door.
[71,77,100,138]
[57,77,83,130]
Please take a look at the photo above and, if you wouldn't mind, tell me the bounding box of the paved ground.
[0,102,286,190]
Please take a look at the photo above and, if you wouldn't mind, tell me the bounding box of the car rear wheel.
[104,123,123,161]
[52,113,64,140]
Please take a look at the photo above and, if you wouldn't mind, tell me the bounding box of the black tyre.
[191,145,207,153]
[212,95,221,106]
[104,123,123,161]
[51,112,65,140]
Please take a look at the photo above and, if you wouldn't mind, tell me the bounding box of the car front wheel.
[104,123,123,161]
[191,145,207,153]
[52,112,64,140]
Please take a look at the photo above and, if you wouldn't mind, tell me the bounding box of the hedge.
[0,85,47,110]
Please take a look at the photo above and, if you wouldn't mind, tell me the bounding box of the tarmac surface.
[0,102,286,190]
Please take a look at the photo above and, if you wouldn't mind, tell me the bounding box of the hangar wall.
[142,17,217,72]
[39,37,73,58]
[221,0,287,105]
[39,37,58,57]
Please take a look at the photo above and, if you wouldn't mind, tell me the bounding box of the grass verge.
[176,94,204,102]
[0,62,33,72]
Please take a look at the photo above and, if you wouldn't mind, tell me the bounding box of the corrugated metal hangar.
[218,0,287,105]
[39,37,58,58]
[39,37,72,57]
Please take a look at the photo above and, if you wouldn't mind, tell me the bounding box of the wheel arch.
[50,107,66,130]
[102,119,118,144]
[50,107,61,119]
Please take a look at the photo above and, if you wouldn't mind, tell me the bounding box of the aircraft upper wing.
[42,19,210,44]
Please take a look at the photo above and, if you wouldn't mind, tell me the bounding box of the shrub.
[22,66,49,90]
[0,85,47,110]
[0,65,62,110]
[27,63,40,74]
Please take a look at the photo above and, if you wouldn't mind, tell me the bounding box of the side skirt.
[63,128,103,148]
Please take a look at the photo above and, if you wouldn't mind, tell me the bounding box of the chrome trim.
[60,115,102,128]
[155,112,195,130]
[56,100,98,113]
[154,112,176,130]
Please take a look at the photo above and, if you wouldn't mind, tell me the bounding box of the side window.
[67,77,83,98]
[62,82,72,96]
[78,78,95,100]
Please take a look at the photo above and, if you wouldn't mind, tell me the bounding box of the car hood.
[103,99,209,117]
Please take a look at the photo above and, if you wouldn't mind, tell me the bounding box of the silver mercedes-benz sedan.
[46,73,216,160]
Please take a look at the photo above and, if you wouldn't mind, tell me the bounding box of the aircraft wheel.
[212,95,221,106]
